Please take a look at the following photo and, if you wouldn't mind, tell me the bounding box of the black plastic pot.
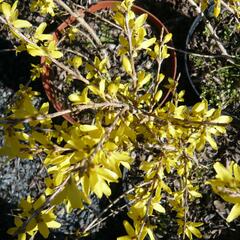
[184,11,203,98]
[184,6,240,125]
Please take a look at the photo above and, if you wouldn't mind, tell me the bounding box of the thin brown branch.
[136,104,231,128]
[83,181,152,234]
[137,160,162,239]
[89,108,127,162]
[221,0,239,17]
[182,154,189,240]
[167,46,237,60]
[125,15,137,89]
[0,48,15,53]
[53,0,102,45]
[187,0,234,63]
[156,74,181,109]
[70,2,123,30]
[0,102,129,125]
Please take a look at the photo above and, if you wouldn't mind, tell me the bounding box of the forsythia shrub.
[0,0,239,239]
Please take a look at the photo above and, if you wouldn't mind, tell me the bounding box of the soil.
[0,1,240,240]
[186,6,240,118]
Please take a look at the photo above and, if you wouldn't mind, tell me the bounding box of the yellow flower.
[8,195,61,239]
[207,161,240,222]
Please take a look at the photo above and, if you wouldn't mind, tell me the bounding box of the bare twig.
[0,102,129,125]
[149,29,167,112]
[53,0,102,45]
[138,161,162,239]
[221,0,239,17]
[0,48,15,53]
[83,181,152,234]
[70,2,123,30]
[167,46,237,59]
[182,153,189,240]
[187,0,234,62]
[87,10,123,31]
[155,74,180,110]
[125,15,138,89]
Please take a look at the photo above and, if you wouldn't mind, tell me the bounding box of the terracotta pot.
[41,1,177,124]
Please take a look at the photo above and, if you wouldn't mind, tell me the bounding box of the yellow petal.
[212,115,232,124]
[122,55,132,75]
[214,0,221,17]
[18,233,26,240]
[88,85,102,97]
[41,212,55,222]
[94,179,111,198]
[46,220,61,229]
[71,56,82,68]
[67,181,83,209]
[19,199,32,212]
[152,203,165,213]
[233,163,240,180]
[135,13,147,28]
[38,221,50,239]
[99,79,105,95]
[49,50,63,59]
[35,22,47,35]
[50,186,67,205]
[68,93,82,102]
[123,220,135,237]
[154,90,163,102]
[113,12,125,28]
[226,203,240,222]
[147,228,155,240]
[214,162,232,182]
[163,33,172,44]
[27,44,46,57]
[117,236,131,240]
[7,227,17,236]
[108,83,119,97]
[185,228,193,240]
[33,195,46,209]
[188,226,202,238]
[189,190,202,198]
[79,124,98,132]
[139,37,156,49]
[2,2,11,19]
[138,72,151,88]
[206,133,218,150]
[39,102,49,114]
[81,175,90,197]
[96,167,119,182]
[13,19,32,28]
[192,100,207,113]
[26,218,37,232]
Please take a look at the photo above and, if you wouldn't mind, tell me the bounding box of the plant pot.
[184,5,240,118]
[41,1,177,124]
